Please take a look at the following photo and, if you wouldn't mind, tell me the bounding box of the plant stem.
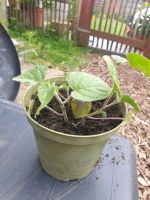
[87,90,117,117]
[81,118,85,126]
[102,90,115,109]
[63,95,72,104]
[46,106,63,116]
[55,92,68,123]
[87,100,119,117]
[58,92,66,100]
[58,93,71,104]
[88,116,123,120]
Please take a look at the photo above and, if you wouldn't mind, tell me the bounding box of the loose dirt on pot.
[31,93,124,136]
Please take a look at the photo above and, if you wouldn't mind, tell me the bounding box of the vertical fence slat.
[129,0,140,36]
[23,0,25,26]
[91,12,97,46]
[26,0,29,28]
[103,0,112,50]
[46,0,48,29]
[118,0,131,52]
[95,0,105,48]
[108,0,118,51]
[113,0,124,35]
[77,0,95,46]
[118,0,128,36]
[66,1,71,39]
[108,0,118,34]
[54,0,57,23]
[144,36,150,58]
[103,0,111,33]
[58,0,61,23]
[37,0,39,27]
[50,0,53,25]
[30,1,32,27]
[98,0,105,31]
[62,0,66,25]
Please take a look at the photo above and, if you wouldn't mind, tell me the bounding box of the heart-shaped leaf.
[127,53,150,77]
[38,81,55,106]
[71,99,92,119]
[13,65,48,84]
[66,72,112,102]
[121,95,140,112]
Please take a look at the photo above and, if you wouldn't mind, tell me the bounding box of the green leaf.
[111,55,127,64]
[127,53,150,77]
[103,55,122,98]
[121,95,140,112]
[13,65,48,84]
[71,99,92,119]
[66,72,112,102]
[103,55,119,83]
[38,81,55,106]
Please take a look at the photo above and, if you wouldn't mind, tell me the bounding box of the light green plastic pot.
[23,78,127,181]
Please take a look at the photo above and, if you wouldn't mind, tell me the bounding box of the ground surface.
[16,54,150,200]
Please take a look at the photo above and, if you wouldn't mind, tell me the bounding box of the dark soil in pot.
[30,91,124,136]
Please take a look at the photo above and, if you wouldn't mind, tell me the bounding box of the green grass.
[91,15,126,36]
[9,27,88,70]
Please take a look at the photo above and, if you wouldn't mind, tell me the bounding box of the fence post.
[143,37,150,59]
[76,0,95,46]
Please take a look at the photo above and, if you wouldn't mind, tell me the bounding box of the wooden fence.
[7,0,76,38]
[7,0,150,57]
[76,0,150,58]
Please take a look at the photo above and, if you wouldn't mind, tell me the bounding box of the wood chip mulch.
[81,54,150,200]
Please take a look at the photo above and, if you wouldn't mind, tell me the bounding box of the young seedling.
[13,55,141,126]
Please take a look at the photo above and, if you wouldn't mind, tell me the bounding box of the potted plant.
[13,54,143,181]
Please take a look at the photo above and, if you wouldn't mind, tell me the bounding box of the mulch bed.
[81,53,150,200]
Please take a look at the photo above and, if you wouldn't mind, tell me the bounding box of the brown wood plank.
[78,0,95,29]
[89,30,145,50]
[144,37,150,58]
[77,0,95,45]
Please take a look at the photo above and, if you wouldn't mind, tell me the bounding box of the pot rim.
[23,85,127,139]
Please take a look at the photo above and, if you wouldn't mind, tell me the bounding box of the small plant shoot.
[13,55,141,125]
